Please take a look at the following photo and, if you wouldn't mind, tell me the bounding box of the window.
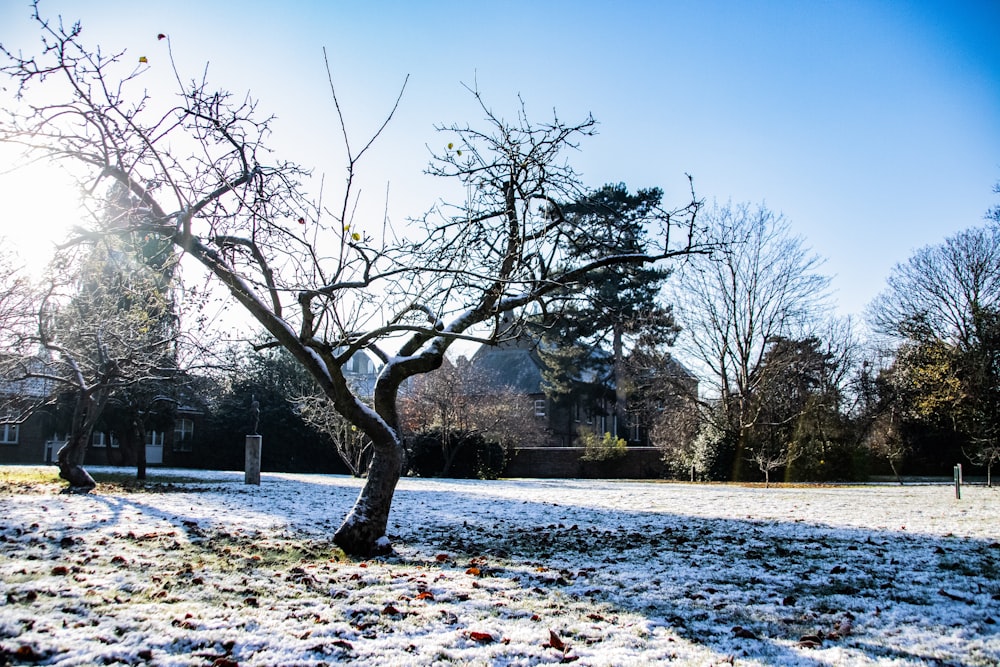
[348,353,371,375]
[0,422,18,444]
[145,431,165,447]
[533,399,547,418]
[90,432,119,448]
[174,418,194,452]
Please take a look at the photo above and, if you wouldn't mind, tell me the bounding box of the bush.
[406,431,447,477]
[406,428,507,479]
[578,430,627,462]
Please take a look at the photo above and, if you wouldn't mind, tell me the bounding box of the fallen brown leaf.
[546,629,567,651]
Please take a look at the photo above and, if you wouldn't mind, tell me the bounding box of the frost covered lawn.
[0,467,997,666]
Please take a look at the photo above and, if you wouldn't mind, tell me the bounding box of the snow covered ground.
[0,467,997,666]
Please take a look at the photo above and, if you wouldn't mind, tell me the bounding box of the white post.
[245,435,262,485]
[953,464,962,500]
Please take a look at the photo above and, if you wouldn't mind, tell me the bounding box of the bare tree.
[15,236,178,491]
[296,393,372,477]
[964,438,999,488]
[470,386,548,453]
[0,246,42,430]
[868,225,1000,349]
[0,246,33,349]
[868,224,1000,483]
[668,202,830,478]
[864,408,909,485]
[0,11,702,553]
[399,358,546,476]
[746,440,802,488]
[399,361,478,475]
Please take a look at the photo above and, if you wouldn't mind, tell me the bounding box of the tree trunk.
[135,425,147,481]
[439,422,456,477]
[731,426,746,481]
[440,433,469,477]
[612,321,626,440]
[56,392,105,493]
[333,432,404,556]
[56,435,96,492]
[440,448,457,477]
[889,458,904,485]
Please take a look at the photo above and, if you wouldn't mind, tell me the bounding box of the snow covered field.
[0,467,997,666]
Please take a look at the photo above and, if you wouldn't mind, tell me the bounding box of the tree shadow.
[383,478,1000,665]
[4,470,996,665]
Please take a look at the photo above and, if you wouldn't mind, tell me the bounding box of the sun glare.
[0,155,88,278]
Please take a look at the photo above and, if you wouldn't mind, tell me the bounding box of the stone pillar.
[245,435,262,485]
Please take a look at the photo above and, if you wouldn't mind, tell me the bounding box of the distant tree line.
[382,185,1000,487]
[1,182,997,487]
[652,194,1000,486]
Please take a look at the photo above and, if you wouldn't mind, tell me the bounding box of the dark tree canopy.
[537,183,682,438]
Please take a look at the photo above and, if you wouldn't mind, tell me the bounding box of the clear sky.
[1,0,998,321]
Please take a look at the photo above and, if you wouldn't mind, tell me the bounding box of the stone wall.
[503,447,667,479]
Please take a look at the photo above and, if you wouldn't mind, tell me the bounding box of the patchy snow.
[0,467,997,666]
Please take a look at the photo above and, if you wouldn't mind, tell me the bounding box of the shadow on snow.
[6,469,998,665]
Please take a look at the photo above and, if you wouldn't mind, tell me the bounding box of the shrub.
[578,430,627,462]
[406,428,507,479]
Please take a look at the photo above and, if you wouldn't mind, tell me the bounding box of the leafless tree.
[0,246,41,427]
[667,202,830,478]
[864,408,909,485]
[868,224,1000,484]
[399,359,546,475]
[0,247,33,349]
[0,10,703,553]
[964,440,999,488]
[868,225,1000,349]
[3,236,178,490]
[745,438,802,488]
[296,393,373,477]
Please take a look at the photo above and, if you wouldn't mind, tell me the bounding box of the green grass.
[89,470,231,488]
[0,466,63,493]
[0,466,60,483]
[0,466,234,494]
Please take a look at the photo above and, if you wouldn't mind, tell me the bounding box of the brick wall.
[0,412,52,464]
[503,447,666,479]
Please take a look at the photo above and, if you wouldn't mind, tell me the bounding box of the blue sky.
[2,0,998,320]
